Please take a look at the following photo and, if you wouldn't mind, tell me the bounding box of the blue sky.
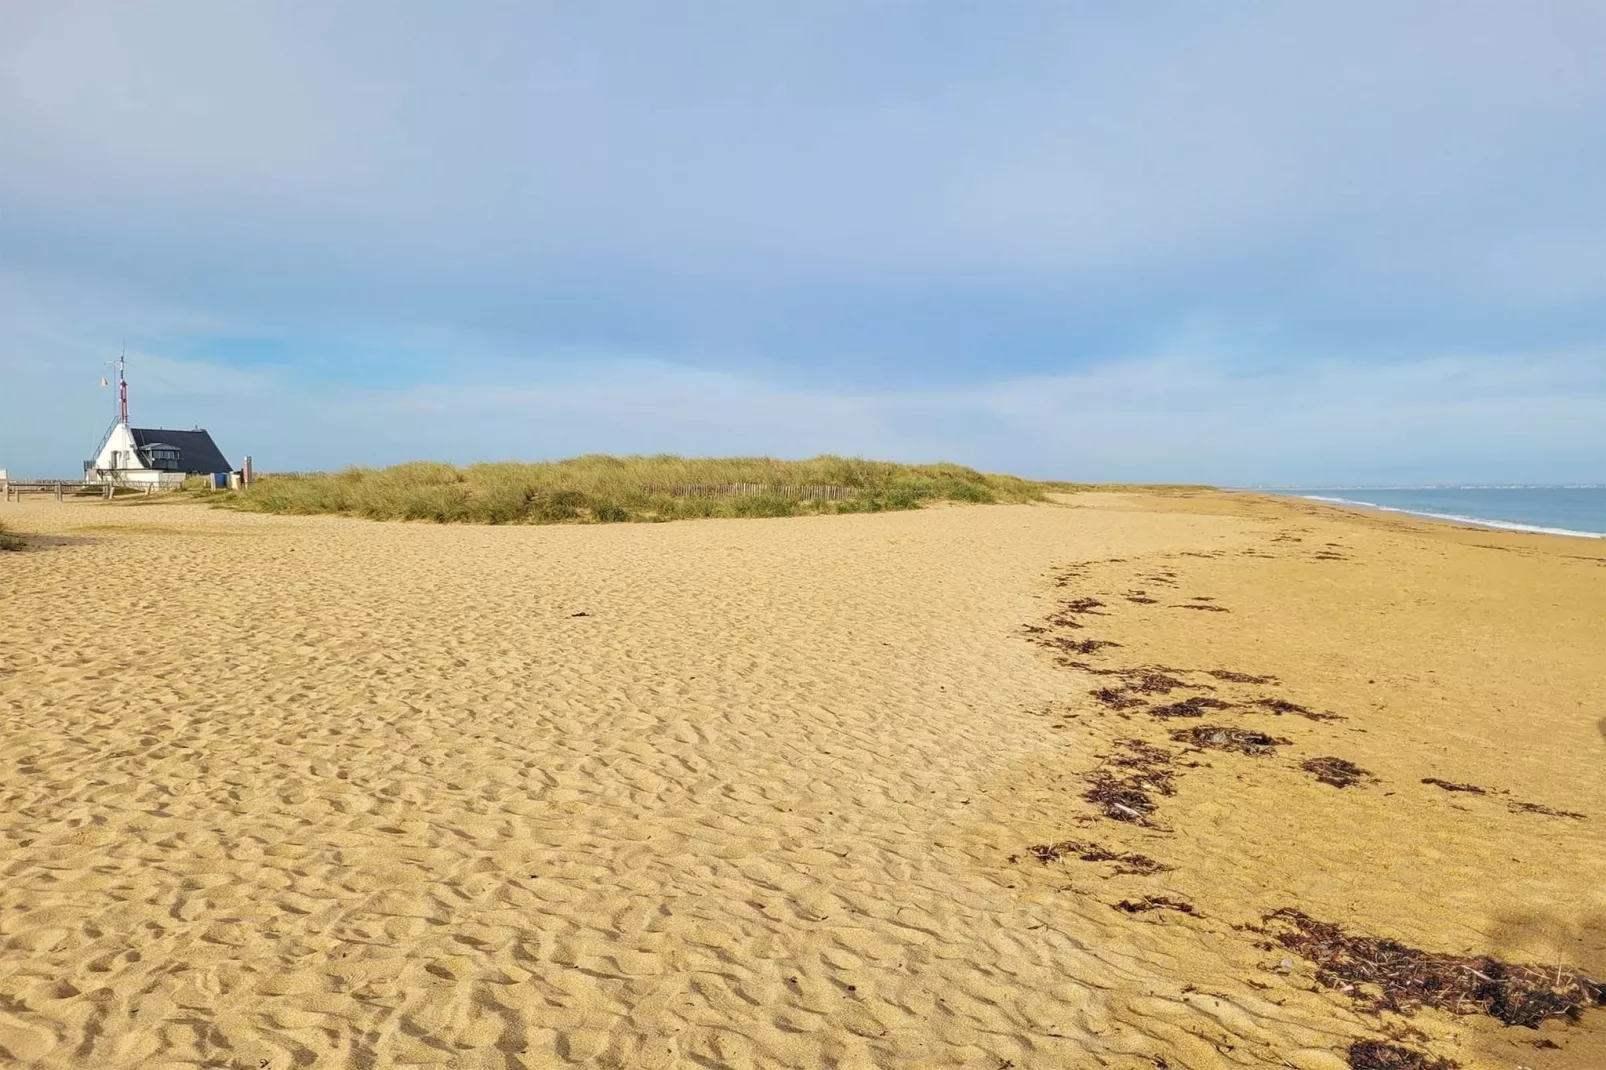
[3,1,1603,483]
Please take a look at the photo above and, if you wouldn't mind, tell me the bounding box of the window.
[146,445,183,471]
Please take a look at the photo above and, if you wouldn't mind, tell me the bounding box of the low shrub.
[224,454,1170,526]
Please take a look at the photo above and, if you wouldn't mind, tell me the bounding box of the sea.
[1262,486,1606,539]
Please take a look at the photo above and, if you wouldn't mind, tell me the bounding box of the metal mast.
[105,343,128,424]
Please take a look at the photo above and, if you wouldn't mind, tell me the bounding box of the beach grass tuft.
[220,454,1100,525]
[0,521,23,551]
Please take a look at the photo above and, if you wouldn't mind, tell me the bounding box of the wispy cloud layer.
[2,2,1603,479]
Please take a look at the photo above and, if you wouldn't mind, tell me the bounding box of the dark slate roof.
[129,428,234,474]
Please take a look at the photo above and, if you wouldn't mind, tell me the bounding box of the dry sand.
[0,491,1601,1069]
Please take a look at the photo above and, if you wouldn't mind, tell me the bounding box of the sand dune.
[0,492,1601,1068]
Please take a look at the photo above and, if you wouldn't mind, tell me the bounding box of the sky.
[2,1,1604,484]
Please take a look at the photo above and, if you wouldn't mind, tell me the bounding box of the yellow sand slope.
[0,492,1600,1068]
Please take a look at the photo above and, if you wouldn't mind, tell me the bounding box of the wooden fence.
[2,480,158,502]
[653,483,859,501]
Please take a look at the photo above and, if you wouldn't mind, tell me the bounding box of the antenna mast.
[104,345,130,425]
[118,342,128,424]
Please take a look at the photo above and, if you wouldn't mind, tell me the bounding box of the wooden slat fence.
[652,483,859,501]
[3,479,158,502]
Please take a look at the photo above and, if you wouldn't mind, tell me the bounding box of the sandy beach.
[1,491,1602,1069]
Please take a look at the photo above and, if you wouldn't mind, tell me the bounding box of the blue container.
[211,472,229,490]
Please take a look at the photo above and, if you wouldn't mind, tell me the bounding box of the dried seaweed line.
[1266,909,1606,1028]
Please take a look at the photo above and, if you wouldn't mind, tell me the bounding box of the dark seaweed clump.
[1044,636,1122,656]
[1421,777,1492,795]
[1092,687,1148,710]
[1301,757,1376,788]
[1252,697,1343,720]
[1508,800,1587,820]
[1347,1040,1459,1069]
[1048,597,1107,628]
[1083,775,1163,822]
[1175,603,1231,612]
[1169,724,1290,755]
[1208,669,1279,684]
[1125,670,1191,694]
[1113,895,1195,915]
[1148,696,1232,719]
[1026,840,1171,876]
[1083,740,1177,823]
[1106,738,1173,770]
[1091,669,1202,711]
[1062,598,1106,613]
[1268,909,1606,1028]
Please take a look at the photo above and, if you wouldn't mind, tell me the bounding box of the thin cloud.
[1,3,1603,479]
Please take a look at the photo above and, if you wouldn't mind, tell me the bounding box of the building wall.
[89,423,142,478]
[88,424,179,486]
[114,469,187,488]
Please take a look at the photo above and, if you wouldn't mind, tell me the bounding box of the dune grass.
[0,521,22,551]
[223,454,1085,525]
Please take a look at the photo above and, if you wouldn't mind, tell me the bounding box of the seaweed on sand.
[1106,738,1173,769]
[1083,740,1177,824]
[1420,778,1495,795]
[1169,724,1290,755]
[1301,757,1377,788]
[1147,696,1232,719]
[1061,597,1106,613]
[1508,800,1587,820]
[1253,696,1345,721]
[1091,669,1204,711]
[1346,1040,1459,1069]
[1266,909,1606,1028]
[1113,895,1195,915]
[1127,670,1192,694]
[1048,597,1107,628]
[1092,687,1148,710]
[1044,637,1122,656]
[1209,669,1279,684]
[1026,841,1172,876]
[1083,774,1162,822]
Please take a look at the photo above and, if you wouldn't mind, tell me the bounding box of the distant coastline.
[1257,486,1606,539]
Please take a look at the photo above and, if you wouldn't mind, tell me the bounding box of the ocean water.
[1270,486,1606,539]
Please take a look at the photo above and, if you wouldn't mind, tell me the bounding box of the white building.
[86,423,234,488]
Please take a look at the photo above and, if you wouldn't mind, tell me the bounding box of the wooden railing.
[2,480,159,502]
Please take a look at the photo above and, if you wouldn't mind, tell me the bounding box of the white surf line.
[1298,495,1606,539]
